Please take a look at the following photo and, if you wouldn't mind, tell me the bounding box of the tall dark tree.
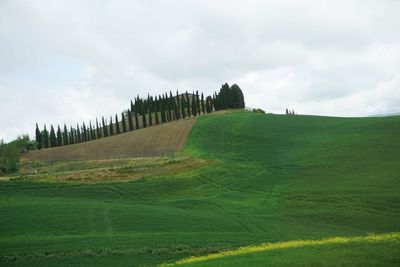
[134,110,139,129]
[196,91,200,115]
[49,125,57,147]
[69,126,75,144]
[230,84,245,108]
[122,112,127,132]
[102,117,108,137]
[160,95,166,123]
[206,96,212,113]
[109,116,114,136]
[127,110,133,131]
[115,114,120,134]
[76,124,81,143]
[201,93,205,114]
[185,91,191,117]
[82,122,87,142]
[89,122,94,140]
[56,125,62,146]
[43,125,49,148]
[148,96,153,126]
[181,94,186,119]
[35,123,42,149]
[191,92,198,116]
[63,124,69,145]
[96,118,101,139]
[142,100,147,128]
[176,91,181,119]
[154,96,160,124]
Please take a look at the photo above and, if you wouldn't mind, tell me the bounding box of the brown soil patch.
[22,118,196,162]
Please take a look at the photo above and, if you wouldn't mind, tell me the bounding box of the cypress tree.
[89,122,94,140]
[122,112,127,132]
[134,110,139,129]
[95,118,101,139]
[63,124,69,145]
[176,90,181,120]
[82,122,87,142]
[148,96,153,126]
[160,95,166,123]
[69,126,74,144]
[102,117,108,137]
[43,125,49,149]
[142,100,147,128]
[109,116,114,136]
[131,100,134,113]
[49,125,57,147]
[167,92,173,121]
[191,92,197,116]
[56,125,62,146]
[196,91,200,115]
[154,96,160,124]
[201,93,205,114]
[206,97,212,113]
[130,110,135,130]
[185,91,191,117]
[127,110,133,131]
[181,95,186,119]
[115,114,120,134]
[76,124,81,143]
[35,123,42,149]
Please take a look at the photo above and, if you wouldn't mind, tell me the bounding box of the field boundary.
[162,232,400,266]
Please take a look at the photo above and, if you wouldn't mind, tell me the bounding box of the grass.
[0,110,399,266]
[167,232,400,266]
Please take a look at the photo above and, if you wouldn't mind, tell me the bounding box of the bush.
[0,135,37,175]
[253,108,266,114]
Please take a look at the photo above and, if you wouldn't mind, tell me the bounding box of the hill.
[1,110,399,266]
[22,118,196,162]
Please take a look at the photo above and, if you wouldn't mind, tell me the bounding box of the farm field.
[1,110,400,266]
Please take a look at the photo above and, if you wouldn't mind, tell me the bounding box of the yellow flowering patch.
[162,232,400,266]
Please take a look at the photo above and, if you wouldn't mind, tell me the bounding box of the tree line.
[35,83,245,149]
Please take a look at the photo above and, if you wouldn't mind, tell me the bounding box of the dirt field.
[22,118,196,162]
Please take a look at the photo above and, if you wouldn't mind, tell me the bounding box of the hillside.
[23,118,196,162]
[1,111,399,266]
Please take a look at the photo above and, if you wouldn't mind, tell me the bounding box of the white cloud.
[1,0,400,141]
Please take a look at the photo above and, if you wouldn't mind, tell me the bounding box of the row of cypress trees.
[35,84,244,149]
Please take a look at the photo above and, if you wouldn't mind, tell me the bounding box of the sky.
[1,0,400,142]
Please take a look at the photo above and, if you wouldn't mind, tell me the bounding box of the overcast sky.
[1,0,400,142]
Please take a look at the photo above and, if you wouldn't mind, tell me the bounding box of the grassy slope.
[0,111,399,266]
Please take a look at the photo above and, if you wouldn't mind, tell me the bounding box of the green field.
[1,110,399,266]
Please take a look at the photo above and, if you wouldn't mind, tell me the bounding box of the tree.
[191,91,198,116]
[176,91,181,119]
[63,124,69,145]
[142,100,147,128]
[56,125,62,146]
[230,84,245,108]
[196,90,200,115]
[102,117,108,137]
[82,122,87,142]
[49,125,57,147]
[206,96,212,113]
[76,124,81,143]
[154,97,160,124]
[89,122,94,140]
[127,110,133,131]
[109,116,114,136]
[43,125,49,148]
[69,126,75,144]
[186,91,191,117]
[96,118,101,139]
[122,112,127,132]
[115,114,120,134]
[181,94,186,119]
[134,110,139,129]
[148,96,153,126]
[35,123,42,149]
[160,95,166,123]
[201,93,205,114]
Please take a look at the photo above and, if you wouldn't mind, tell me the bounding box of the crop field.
[22,117,196,162]
[1,110,399,266]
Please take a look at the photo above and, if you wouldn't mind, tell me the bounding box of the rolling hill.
[1,110,399,266]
